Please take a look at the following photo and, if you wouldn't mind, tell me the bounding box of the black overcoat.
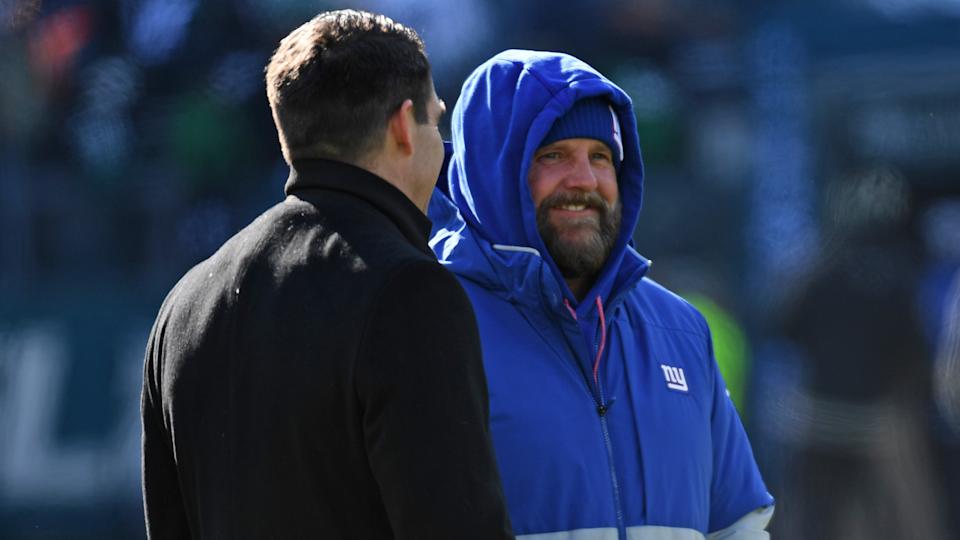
[141,159,513,539]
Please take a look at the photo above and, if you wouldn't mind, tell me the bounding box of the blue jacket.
[429,50,773,539]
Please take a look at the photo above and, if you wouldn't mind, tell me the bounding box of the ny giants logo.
[660,364,688,392]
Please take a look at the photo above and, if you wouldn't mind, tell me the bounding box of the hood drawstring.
[593,296,607,387]
[563,296,608,387]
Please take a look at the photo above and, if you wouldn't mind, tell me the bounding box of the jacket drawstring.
[563,296,608,387]
[593,296,606,387]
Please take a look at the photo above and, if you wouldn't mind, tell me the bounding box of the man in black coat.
[140,10,513,539]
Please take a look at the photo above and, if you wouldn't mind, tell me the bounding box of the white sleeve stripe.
[517,525,708,540]
[706,505,775,540]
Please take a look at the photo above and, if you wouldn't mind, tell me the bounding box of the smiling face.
[528,137,621,286]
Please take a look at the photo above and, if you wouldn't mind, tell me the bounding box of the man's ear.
[387,99,415,156]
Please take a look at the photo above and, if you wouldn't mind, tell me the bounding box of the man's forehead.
[537,137,614,152]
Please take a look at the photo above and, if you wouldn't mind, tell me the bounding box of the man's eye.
[539,152,560,161]
[592,152,612,162]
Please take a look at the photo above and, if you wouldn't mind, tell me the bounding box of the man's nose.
[561,154,599,191]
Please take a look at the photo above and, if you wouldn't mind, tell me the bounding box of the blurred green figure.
[685,294,751,416]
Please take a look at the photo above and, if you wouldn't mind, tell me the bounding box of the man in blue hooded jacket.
[429,50,774,539]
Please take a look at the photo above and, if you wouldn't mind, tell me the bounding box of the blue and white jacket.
[429,50,774,539]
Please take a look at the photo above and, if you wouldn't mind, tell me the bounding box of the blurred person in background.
[429,49,773,539]
[934,267,960,535]
[780,165,948,540]
[141,10,513,539]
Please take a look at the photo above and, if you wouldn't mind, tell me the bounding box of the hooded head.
[443,49,646,304]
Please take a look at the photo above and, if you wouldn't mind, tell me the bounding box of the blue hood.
[431,49,649,313]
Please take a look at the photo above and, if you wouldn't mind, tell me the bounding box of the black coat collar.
[285,159,433,255]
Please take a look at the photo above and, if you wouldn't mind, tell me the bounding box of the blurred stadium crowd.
[1,0,959,538]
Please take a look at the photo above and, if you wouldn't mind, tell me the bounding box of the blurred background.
[1,0,959,538]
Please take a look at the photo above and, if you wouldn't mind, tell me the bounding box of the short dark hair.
[265,10,431,164]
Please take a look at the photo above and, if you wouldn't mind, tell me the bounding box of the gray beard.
[536,192,622,280]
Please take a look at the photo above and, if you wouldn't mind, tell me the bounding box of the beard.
[536,191,622,280]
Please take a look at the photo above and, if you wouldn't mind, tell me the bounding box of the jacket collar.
[430,187,651,319]
[286,158,434,256]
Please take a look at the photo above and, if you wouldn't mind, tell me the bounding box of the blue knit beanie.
[539,98,624,169]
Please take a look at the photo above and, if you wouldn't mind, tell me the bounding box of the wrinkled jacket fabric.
[429,50,773,539]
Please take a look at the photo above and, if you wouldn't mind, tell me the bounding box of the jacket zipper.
[594,310,625,540]
[568,297,626,539]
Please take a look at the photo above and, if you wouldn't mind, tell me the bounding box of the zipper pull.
[596,397,616,417]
